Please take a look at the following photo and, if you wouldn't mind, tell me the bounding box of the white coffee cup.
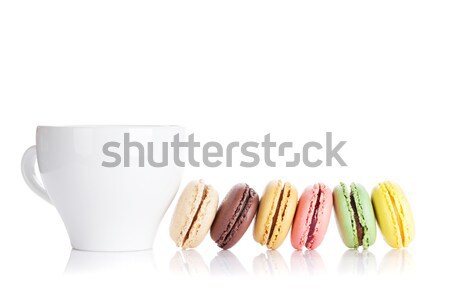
[21,125,184,251]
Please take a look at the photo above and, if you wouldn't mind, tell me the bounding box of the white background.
[1,1,449,299]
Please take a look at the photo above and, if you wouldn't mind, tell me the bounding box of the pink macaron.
[291,183,333,250]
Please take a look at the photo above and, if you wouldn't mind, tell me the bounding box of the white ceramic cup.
[21,126,184,251]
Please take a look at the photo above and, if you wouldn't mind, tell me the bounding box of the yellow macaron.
[371,181,415,248]
[253,180,298,250]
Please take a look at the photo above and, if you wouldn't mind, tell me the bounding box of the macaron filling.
[306,187,322,246]
[182,186,209,247]
[341,183,370,249]
[349,190,364,246]
[268,185,285,242]
[215,186,255,248]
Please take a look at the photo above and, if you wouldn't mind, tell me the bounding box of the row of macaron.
[169,180,415,250]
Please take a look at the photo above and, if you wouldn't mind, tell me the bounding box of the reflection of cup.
[210,250,247,276]
[64,249,156,275]
[253,250,289,276]
[338,250,377,276]
[290,250,326,276]
[378,249,415,275]
[21,126,184,251]
[170,250,209,276]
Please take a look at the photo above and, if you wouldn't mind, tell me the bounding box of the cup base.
[72,245,153,252]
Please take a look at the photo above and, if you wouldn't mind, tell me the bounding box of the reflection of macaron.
[169,180,219,249]
[378,249,415,275]
[253,250,289,276]
[210,250,248,276]
[210,183,259,249]
[371,181,415,248]
[337,249,377,276]
[333,183,376,249]
[253,180,298,250]
[290,250,327,276]
[169,250,209,275]
[291,183,333,250]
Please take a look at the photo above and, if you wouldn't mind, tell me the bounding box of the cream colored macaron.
[169,180,219,249]
[253,180,298,250]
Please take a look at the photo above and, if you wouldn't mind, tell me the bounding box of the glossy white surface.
[2,1,450,299]
[22,126,184,251]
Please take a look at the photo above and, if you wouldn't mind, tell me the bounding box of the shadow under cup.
[32,125,185,251]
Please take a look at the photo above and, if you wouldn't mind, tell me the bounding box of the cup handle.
[21,146,52,205]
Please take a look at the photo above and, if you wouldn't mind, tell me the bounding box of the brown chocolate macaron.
[210,183,259,249]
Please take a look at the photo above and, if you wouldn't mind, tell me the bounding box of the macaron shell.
[267,182,298,250]
[210,183,259,249]
[253,180,283,246]
[372,181,415,248]
[372,184,400,248]
[291,184,332,250]
[210,183,248,243]
[291,185,317,249]
[391,182,415,245]
[169,180,206,247]
[391,182,415,246]
[333,184,359,248]
[222,191,258,249]
[183,185,219,248]
[353,184,377,248]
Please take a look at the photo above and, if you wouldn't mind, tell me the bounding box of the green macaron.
[333,183,376,249]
